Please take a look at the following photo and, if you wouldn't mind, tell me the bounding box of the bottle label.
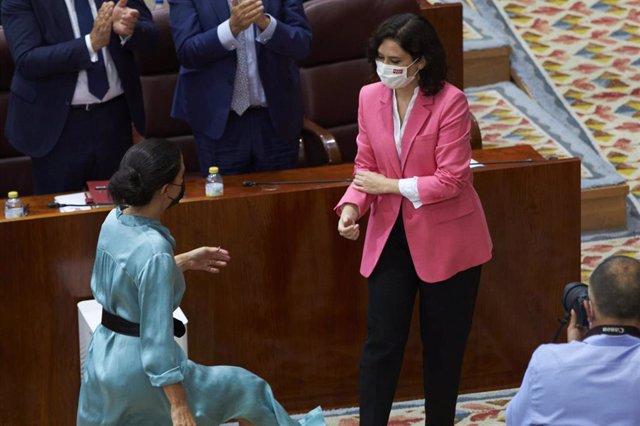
[205,182,224,197]
[5,206,24,219]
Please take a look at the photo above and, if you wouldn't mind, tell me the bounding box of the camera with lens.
[562,282,589,327]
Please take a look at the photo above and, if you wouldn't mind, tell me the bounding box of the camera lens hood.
[562,281,588,313]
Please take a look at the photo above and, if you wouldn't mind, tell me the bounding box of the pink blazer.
[336,82,493,283]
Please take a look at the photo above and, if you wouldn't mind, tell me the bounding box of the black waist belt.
[101,309,186,338]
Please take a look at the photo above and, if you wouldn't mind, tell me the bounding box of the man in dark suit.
[169,0,311,175]
[1,0,157,194]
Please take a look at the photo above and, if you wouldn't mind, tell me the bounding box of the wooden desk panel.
[0,146,580,424]
[419,1,463,89]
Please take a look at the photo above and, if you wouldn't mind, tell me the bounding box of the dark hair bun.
[109,166,153,206]
[108,139,182,207]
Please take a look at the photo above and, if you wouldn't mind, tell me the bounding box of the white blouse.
[392,87,423,209]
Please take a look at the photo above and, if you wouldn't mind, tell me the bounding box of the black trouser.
[359,217,481,426]
[31,96,132,195]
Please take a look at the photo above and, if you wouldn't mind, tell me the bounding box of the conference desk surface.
[0,145,581,425]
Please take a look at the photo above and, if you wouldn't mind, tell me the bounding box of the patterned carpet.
[459,0,640,258]
[323,389,516,425]
[467,82,601,181]
[469,0,640,205]
[494,0,640,195]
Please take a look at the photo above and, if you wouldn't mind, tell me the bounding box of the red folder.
[86,180,113,205]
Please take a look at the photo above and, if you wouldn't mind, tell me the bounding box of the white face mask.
[376,57,420,90]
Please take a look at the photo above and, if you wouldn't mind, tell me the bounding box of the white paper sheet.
[54,192,91,213]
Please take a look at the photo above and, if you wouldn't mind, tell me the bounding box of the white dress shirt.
[393,86,422,208]
[64,0,125,105]
[217,15,278,108]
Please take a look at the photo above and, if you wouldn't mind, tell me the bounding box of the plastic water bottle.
[154,0,164,9]
[4,191,25,219]
[205,167,224,197]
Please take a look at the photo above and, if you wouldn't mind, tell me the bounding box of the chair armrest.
[470,113,482,150]
[300,118,343,166]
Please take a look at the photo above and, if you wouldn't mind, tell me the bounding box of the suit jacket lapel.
[401,91,432,171]
[51,0,75,41]
[378,89,402,178]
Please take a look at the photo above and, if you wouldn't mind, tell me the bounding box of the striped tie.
[228,1,251,115]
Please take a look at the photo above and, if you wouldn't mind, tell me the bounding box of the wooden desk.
[0,145,580,425]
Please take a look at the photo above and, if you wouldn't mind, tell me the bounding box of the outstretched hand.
[179,246,231,273]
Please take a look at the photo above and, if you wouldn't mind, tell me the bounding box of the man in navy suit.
[169,0,311,175]
[1,0,157,194]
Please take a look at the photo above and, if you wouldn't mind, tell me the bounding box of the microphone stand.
[47,202,113,208]
[242,179,353,187]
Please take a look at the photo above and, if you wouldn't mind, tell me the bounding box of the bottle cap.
[209,166,219,174]
[8,191,18,198]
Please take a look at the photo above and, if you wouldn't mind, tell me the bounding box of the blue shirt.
[507,334,640,426]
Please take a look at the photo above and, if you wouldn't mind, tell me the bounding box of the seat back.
[0,27,33,196]
[299,0,421,163]
[135,7,200,174]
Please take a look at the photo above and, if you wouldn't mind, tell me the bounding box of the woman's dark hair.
[368,13,448,96]
[108,138,182,207]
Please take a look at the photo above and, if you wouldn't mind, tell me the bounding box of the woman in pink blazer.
[335,14,492,426]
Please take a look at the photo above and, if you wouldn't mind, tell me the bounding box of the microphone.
[48,202,113,208]
[242,178,353,187]
[475,157,558,166]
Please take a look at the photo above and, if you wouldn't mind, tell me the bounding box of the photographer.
[507,255,640,425]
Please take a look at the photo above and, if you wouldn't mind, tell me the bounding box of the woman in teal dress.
[77,139,325,426]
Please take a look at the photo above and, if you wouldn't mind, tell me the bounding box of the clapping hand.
[112,0,139,37]
[229,0,265,35]
[90,2,115,51]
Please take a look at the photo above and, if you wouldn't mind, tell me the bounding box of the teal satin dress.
[77,208,324,425]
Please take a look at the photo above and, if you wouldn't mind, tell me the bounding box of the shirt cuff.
[399,177,422,209]
[256,14,277,44]
[84,34,99,62]
[218,19,240,51]
[147,365,184,387]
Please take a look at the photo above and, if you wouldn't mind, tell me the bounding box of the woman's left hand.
[353,171,397,195]
[179,246,231,273]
